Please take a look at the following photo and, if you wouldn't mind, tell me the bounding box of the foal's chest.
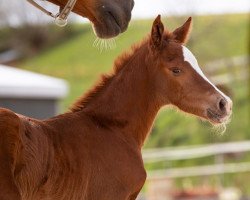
[85,151,146,200]
[79,132,146,199]
[103,142,146,193]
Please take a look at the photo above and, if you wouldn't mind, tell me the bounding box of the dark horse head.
[48,0,134,38]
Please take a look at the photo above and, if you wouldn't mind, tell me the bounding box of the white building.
[0,64,68,119]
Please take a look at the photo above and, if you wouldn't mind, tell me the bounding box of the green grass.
[19,20,151,106]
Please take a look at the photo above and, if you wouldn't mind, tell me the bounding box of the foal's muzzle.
[207,97,232,124]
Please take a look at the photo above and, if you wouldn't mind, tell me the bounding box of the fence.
[204,55,249,85]
[143,140,250,179]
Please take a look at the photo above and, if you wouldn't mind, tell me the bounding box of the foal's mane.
[70,37,149,112]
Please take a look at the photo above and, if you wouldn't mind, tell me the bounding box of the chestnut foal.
[0,16,232,200]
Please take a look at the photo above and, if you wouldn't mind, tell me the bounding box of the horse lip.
[90,3,132,38]
[92,21,121,39]
[91,10,125,39]
[206,108,227,124]
[107,11,123,31]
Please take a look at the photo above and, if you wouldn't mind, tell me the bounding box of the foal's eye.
[172,68,181,75]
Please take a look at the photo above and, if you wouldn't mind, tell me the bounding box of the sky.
[73,0,250,23]
[131,0,250,19]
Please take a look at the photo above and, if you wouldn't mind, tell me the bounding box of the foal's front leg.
[0,156,21,200]
[127,186,144,200]
[128,191,141,200]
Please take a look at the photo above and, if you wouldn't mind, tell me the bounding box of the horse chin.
[90,10,130,39]
[92,22,122,39]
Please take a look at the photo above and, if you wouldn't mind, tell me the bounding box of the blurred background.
[0,0,249,199]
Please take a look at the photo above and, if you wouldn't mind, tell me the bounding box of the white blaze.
[182,45,231,102]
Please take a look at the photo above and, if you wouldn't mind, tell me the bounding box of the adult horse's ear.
[172,17,192,44]
[150,15,165,49]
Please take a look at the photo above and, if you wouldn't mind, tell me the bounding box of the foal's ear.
[172,17,192,44]
[150,15,165,49]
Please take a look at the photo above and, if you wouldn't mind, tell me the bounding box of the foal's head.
[149,16,232,125]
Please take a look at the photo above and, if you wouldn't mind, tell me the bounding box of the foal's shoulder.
[0,108,22,199]
[0,108,21,162]
[0,108,20,129]
[0,107,21,142]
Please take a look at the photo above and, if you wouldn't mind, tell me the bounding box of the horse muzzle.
[92,1,134,39]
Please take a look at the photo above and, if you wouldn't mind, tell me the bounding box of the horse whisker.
[93,38,117,52]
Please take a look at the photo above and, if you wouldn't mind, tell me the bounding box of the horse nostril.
[218,98,227,111]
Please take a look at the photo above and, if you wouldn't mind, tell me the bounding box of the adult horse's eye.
[172,68,181,75]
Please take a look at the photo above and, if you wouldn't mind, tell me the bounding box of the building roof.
[0,50,22,64]
[0,64,68,99]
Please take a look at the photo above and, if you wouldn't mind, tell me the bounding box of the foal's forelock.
[182,46,230,102]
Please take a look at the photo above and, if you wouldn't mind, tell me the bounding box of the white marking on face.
[182,45,231,102]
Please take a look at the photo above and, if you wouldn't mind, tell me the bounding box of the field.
[19,13,250,193]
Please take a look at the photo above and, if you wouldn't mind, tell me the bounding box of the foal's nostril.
[218,98,227,111]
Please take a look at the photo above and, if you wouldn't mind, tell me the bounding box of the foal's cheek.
[160,69,172,89]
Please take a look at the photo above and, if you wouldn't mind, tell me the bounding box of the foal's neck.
[81,45,160,147]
